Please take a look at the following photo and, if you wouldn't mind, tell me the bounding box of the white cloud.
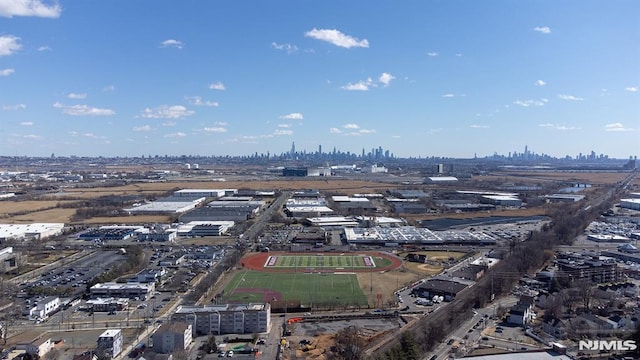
[513,99,546,107]
[209,82,226,91]
[53,102,115,116]
[214,121,228,126]
[379,72,395,87]
[535,80,546,86]
[164,132,187,138]
[625,86,638,92]
[185,96,219,107]
[539,123,580,131]
[139,105,194,119]
[455,53,463,57]
[23,134,42,140]
[304,28,369,48]
[37,45,50,51]
[160,39,183,49]
[269,129,291,136]
[203,126,227,133]
[329,127,342,134]
[20,121,32,126]
[604,123,636,132]
[2,104,27,111]
[0,0,61,18]
[272,42,298,54]
[343,123,360,129]
[358,129,376,134]
[557,94,584,101]
[67,92,87,99]
[278,124,291,128]
[280,112,304,120]
[0,35,22,56]
[203,127,227,133]
[0,68,15,76]
[102,85,115,92]
[533,26,551,34]
[442,94,456,98]
[132,125,152,132]
[427,52,439,57]
[470,125,489,129]
[162,121,177,127]
[342,81,371,91]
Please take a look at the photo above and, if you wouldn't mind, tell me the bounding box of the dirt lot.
[356,270,420,307]
[479,171,629,185]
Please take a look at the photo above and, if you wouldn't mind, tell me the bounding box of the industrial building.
[124,196,206,214]
[179,200,264,222]
[282,167,308,177]
[424,176,459,184]
[0,223,64,242]
[306,216,360,227]
[481,195,523,207]
[0,247,19,273]
[176,221,235,237]
[544,194,585,203]
[137,228,177,242]
[172,303,270,336]
[284,198,333,217]
[78,226,144,241]
[343,226,496,246]
[620,198,640,211]
[411,279,468,301]
[173,189,237,198]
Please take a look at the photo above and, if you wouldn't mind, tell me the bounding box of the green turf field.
[223,270,368,307]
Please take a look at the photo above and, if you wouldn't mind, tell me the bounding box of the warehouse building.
[0,223,64,242]
[179,200,264,222]
[124,196,206,214]
[173,189,237,198]
[620,198,640,211]
[481,195,523,207]
[172,303,270,336]
[544,194,585,203]
[78,226,144,241]
[176,221,235,237]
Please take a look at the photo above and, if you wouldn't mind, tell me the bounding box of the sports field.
[223,270,368,307]
[264,254,377,269]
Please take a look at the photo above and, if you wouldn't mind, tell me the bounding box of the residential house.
[152,322,193,353]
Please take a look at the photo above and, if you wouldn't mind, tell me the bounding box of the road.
[242,190,291,243]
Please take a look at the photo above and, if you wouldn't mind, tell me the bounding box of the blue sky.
[1,0,638,159]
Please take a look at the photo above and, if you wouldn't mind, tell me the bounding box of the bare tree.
[332,326,366,360]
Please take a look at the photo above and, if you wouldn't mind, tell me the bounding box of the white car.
[226,350,234,357]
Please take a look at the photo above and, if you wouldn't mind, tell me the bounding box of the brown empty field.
[82,215,172,224]
[60,179,397,197]
[0,200,75,214]
[481,171,629,185]
[8,208,76,223]
[356,270,419,305]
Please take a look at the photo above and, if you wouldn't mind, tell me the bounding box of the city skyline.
[1,1,639,158]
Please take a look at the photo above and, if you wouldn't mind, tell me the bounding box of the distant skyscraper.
[290,142,296,157]
[318,144,322,154]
